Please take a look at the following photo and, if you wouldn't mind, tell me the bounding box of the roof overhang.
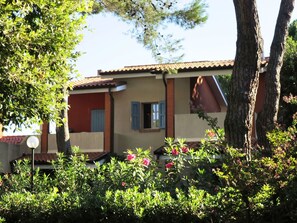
[98,69,233,79]
[155,69,233,79]
[11,152,110,171]
[99,72,154,79]
[98,58,268,79]
[34,157,108,169]
[69,84,127,95]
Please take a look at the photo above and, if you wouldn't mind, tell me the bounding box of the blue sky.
[75,0,297,77]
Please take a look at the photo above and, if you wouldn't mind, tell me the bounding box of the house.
[0,58,267,172]
[40,58,267,156]
[45,77,126,154]
[0,78,120,173]
[0,135,35,173]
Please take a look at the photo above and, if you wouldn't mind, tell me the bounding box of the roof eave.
[70,84,127,95]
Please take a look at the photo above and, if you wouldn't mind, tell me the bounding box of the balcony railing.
[175,112,226,141]
[48,132,104,153]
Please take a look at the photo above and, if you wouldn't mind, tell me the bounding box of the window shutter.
[131,102,140,130]
[159,101,166,129]
[91,109,105,132]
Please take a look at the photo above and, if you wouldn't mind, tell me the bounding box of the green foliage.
[216,74,232,101]
[163,138,193,190]
[210,111,297,222]
[1,113,297,222]
[101,188,179,222]
[279,20,297,127]
[162,137,219,194]
[93,148,164,192]
[288,19,297,41]
[0,148,212,222]
[0,0,92,129]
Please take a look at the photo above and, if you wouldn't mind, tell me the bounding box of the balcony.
[175,112,226,141]
[48,132,104,153]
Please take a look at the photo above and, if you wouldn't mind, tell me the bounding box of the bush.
[1,112,297,222]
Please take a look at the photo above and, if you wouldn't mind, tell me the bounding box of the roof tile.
[72,76,125,90]
[99,58,269,75]
[0,136,26,145]
[15,152,109,164]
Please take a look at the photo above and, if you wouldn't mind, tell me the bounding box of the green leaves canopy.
[0,0,91,129]
[279,20,297,126]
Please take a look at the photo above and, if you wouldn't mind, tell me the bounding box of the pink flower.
[165,162,174,169]
[122,182,126,187]
[171,148,179,156]
[127,154,136,161]
[142,158,150,167]
[181,146,189,153]
[207,130,216,138]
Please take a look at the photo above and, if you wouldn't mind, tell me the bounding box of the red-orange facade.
[68,93,105,132]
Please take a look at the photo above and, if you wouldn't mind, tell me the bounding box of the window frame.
[131,101,165,131]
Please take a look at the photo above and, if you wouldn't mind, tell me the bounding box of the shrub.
[1,111,297,222]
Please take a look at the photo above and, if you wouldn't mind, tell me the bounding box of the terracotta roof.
[99,58,269,75]
[0,136,26,145]
[15,152,109,165]
[71,76,126,90]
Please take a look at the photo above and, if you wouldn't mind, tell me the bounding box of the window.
[143,103,159,128]
[131,101,165,130]
[91,109,105,132]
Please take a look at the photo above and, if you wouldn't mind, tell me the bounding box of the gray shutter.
[91,109,105,132]
[131,102,140,130]
[159,101,165,129]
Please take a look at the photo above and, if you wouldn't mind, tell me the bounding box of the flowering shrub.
[1,108,297,222]
[142,158,150,167]
[0,146,217,223]
[165,162,174,169]
[93,148,164,192]
[127,153,136,161]
[181,146,189,153]
[206,129,216,138]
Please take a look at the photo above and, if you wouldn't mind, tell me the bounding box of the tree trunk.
[56,89,72,156]
[225,0,263,159]
[256,0,295,151]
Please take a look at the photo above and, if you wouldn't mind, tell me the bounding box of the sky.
[75,0,297,77]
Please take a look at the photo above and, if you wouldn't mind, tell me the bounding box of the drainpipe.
[162,71,168,138]
[108,88,114,153]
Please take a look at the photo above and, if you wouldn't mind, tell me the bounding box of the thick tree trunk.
[225,0,263,159]
[256,0,295,151]
[56,89,72,156]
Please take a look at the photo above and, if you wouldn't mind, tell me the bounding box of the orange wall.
[68,93,105,132]
[191,77,221,112]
